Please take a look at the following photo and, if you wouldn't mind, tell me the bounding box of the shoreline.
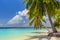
[0,28,60,40]
[0,27,51,29]
[0,32,60,40]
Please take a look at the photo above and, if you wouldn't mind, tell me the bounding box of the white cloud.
[7,15,23,24]
[7,9,29,25]
[18,9,29,16]
[6,9,53,27]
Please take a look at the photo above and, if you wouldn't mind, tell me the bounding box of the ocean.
[0,27,47,40]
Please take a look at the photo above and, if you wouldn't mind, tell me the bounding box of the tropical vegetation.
[24,0,60,34]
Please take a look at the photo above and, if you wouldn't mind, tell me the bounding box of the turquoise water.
[0,27,47,40]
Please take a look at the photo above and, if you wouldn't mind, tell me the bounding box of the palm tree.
[24,0,46,29]
[24,0,60,33]
[43,0,60,33]
[54,9,60,28]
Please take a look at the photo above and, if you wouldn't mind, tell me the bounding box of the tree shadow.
[25,32,51,40]
[31,32,48,34]
[25,35,51,40]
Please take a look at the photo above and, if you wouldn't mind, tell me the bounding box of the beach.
[0,28,47,40]
[1,32,60,40]
[0,28,60,40]
[0,32,48,40]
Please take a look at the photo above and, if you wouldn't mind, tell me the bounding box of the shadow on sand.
[25,32,51,40]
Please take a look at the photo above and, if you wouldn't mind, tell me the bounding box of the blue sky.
[0,0,26,24]
[0,0,28,27]
[0,0,56,27]
[0,0,25,19]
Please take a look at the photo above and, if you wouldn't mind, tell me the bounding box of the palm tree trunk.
[47,13,57,33]
[44,3,57,33]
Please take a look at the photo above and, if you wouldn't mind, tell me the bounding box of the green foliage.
[24,0,60,29]
[54,9,60,28]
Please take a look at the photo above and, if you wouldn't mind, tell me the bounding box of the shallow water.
[0,27,47,40]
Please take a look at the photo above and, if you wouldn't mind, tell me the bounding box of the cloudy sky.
[0,0,54,27]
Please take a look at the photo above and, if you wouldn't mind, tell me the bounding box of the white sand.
[0,29,60,40]
[0,32,60,40]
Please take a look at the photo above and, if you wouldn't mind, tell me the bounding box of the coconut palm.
[54,9,60,28]
[24,0,60,33]
[44,0,60,33]
[24,0,46,29]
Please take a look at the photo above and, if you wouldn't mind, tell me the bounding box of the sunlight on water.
[0,28,47,40]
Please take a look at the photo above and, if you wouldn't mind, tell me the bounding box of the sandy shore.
[1,32,59,40]
[10,29,60,40]
[0,29,60,40]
